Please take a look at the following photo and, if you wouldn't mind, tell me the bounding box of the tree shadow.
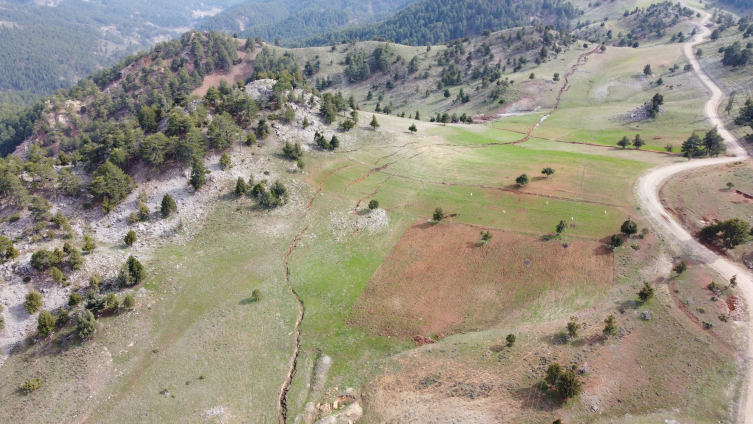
[239,297,259,305]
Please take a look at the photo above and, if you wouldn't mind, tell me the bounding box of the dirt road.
[635,9,753,423]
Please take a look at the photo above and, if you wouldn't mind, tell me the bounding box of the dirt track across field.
[636,5,753,423]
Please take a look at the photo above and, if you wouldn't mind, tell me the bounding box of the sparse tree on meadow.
[409,123,418,134]
[506,334,516,347]
[541,167,554,178]
[545,363,562,385]
[617,136,630,149]
[556,220,567,234]
[621,219,637,236]
[610,234,624,248]
[433,207,445,222]
[567,318,581,338]
[638,282,655,302]
[603,315,617,337]
[632,134,645,149]
[516,174,529,186]
[643,64,652,75]
[556,370,582,399]
[368,200,379,210]
[370,115,380,130]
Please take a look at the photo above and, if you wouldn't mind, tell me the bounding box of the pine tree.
[124,230,137,246]
[220,152,232,170]
[37,310,55,337]
[190,156,207,190]
[235,177,248,196]
[160,194,178,218]
[370,115,380,129]
[76,309,97,339]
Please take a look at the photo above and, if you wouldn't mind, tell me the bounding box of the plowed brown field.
[349,222,613,338]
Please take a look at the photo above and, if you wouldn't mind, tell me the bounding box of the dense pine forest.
[295,0,581,47]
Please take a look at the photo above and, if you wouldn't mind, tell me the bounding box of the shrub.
[567,319,581,337]
[105,293,119,311]
[252,289,261,301]
[219,152,232,170]
[51,267,63,284]
[124,230,137,246]
[610,234,624,248]
[20,377,42,394]
[673,260,687,274]
[82,234,96,252]
[555,370,582,399]
[368,200,379,210]
[69,292,82,307]
[123,294,135,309]
[76,309,97,339]
[506,333,516,347]
[24,291,43,314]
[56,309,69,327]
[69,248,84,270]
[235,177,248,196]
[90,274,103,291]
[37,310,55,337]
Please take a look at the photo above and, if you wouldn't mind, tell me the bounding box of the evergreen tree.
[190,156,207,190]
[370,115,380,129]
[160,194,178,218]
[681,133,703,159]
[37,310,55,337]
[76,309,97,339]
[632,134,645,149]
[124,230,137,246]
[236,177,249,196]
[703,126,726,157]
[24,291,43,314]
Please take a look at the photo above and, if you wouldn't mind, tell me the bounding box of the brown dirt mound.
[349,222,613,338]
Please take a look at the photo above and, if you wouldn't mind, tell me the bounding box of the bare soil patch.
[349,222,613,338]
[193,45,258,97]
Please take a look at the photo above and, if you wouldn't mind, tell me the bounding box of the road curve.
[635,8,753,423]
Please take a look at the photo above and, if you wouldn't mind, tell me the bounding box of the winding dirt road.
[635,9,753,422]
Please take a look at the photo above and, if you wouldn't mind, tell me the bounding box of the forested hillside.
[200,0,415,44]
[295,0,581,47]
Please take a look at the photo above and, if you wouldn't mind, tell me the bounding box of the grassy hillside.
[0,1,748,423]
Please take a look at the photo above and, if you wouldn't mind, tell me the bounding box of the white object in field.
[546,201,548,204]
[571,217,574,220]
[503,210,505,214]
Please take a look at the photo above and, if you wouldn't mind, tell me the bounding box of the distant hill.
[294,0,582,47]
[199,0,417,44]
[0,0,246,100]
